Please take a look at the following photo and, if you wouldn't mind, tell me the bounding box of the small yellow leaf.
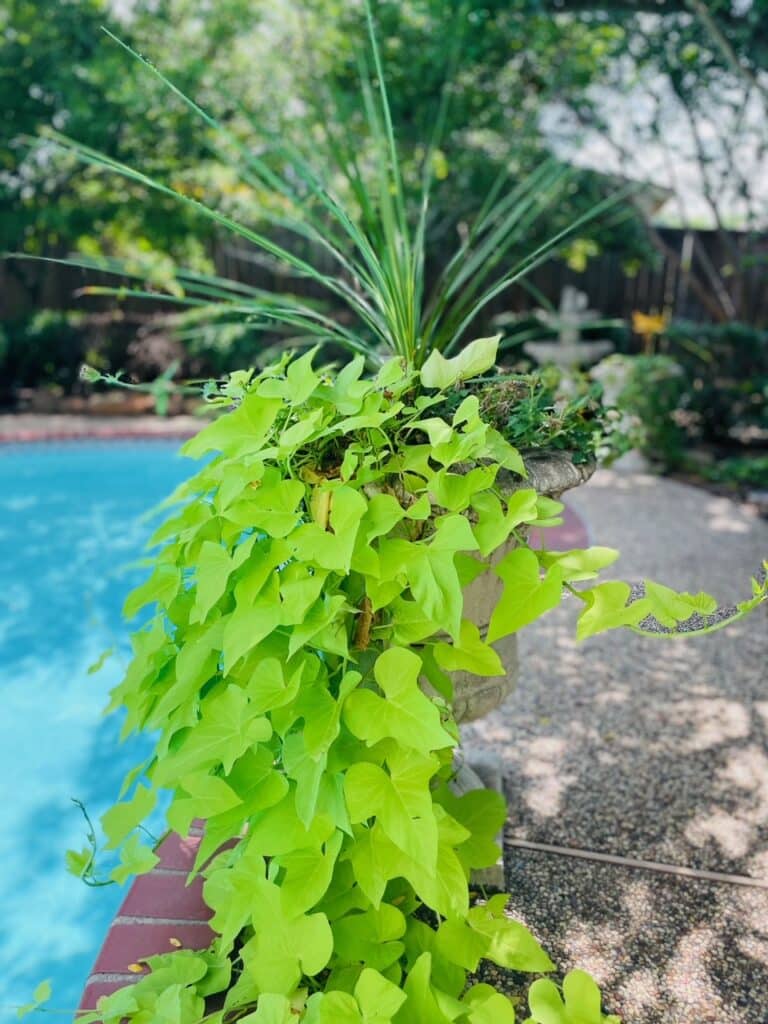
[127,963,146,974]
[299,465,325,484]
[169,937,183,948]
[311,487,332,530]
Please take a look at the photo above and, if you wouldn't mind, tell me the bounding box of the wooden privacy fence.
[3,227,766,328]
[211,226,768,328]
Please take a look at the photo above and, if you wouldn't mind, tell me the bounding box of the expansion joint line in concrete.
[507,838,768,890]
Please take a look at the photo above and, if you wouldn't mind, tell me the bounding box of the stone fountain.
[524,285,613,370]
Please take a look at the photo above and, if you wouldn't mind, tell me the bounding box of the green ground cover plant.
[596,354,687,467]
[662,321,768,461]
[0,310,87,396]
[18,8,768,1021]
[597,346,768,489]
[699,454,768,491]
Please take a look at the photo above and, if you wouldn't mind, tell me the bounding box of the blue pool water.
[0,441,195,1020]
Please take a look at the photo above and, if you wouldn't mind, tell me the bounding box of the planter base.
[451,752,506,889]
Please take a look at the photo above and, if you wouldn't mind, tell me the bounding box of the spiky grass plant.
[25,3,622,373]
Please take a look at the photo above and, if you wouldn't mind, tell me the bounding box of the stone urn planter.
[449,451,594,723]
[434,449,594,886]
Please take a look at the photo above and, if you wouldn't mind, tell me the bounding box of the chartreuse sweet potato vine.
[66,338,765,1024]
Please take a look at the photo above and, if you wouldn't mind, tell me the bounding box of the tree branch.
[683,0,768,102]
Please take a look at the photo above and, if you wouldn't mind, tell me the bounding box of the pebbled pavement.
[464,465,768,1023]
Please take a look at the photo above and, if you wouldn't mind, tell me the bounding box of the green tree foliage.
[2,0,650,310]
[1,0,285,277]
[6,0,765,308]
[283,1,650,262]
[542,0,768,321]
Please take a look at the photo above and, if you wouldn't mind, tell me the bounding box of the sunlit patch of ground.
[463,466,768,1022]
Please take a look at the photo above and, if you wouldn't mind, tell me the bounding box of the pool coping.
[0,415,201,445]
[0,430,198,444]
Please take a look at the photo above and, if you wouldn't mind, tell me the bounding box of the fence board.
[3,227,766,328]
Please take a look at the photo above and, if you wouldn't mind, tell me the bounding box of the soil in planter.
[433,374,608,468]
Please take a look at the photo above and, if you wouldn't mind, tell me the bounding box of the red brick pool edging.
[0,413,201,446]
[78,825,215,1014]
[0,429,198,445]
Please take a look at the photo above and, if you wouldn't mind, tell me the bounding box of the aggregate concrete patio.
[464,464,768,1023]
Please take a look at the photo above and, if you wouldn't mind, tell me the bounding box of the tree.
[1,0,293,311]
[540,0,768,321]
[3,0,654,313]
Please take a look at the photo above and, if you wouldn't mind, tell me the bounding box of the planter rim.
[507,449,596,499]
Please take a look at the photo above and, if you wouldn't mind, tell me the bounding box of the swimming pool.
[0,441,194,1018]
